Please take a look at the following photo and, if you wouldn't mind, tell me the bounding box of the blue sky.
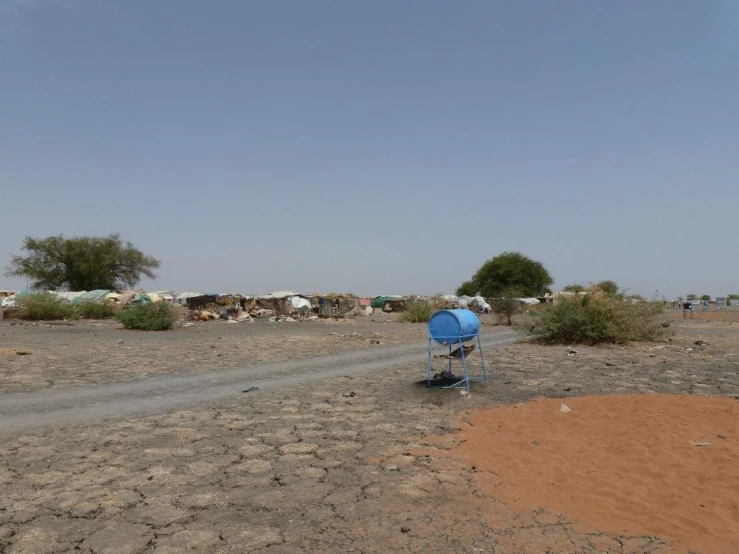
[1,0,738,298]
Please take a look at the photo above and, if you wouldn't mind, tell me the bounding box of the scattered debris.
[241,387,259,394]
[690,441,710,447]
[343,392,357,398]
[438,344,476,359]
[400,527,411,534]
[695,340,709,346]
[560,403,571,413]
[433,370,459,381]
[567,348,578,356]
[717,434,727,440]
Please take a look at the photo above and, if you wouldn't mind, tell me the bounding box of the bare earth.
[1,309,738,553]
[0,314,430,392]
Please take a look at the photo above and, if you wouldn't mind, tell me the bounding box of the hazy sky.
[2,0,738,298]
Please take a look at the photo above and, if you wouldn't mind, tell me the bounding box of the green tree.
[562,284,585,293]
[595,280,619,295]
[700,294,711,302]
[728,294,739,300]
[686,293,697,301]
[458,252,553,298]
[490,287,523,325]
[455,280,478,297]
[6,234,160,291]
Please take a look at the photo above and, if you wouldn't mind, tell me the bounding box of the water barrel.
[428,309,480,345]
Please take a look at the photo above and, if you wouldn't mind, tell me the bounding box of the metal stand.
[427,334,488,391]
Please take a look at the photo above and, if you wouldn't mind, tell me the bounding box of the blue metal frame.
[427,334,488,391]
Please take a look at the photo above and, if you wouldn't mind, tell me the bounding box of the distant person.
[683,301,693,319]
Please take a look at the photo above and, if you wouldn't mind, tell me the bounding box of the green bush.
[75,301,115,319]
[490,287,524,325]
[116,302,175,331]
[18,292,75,320]
[398,298,444,323]
[526,293,666,345]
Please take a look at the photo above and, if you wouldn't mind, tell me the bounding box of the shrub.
[18,292,75,320]
[527,292,666,345]
[75,301,115,319]
[116,302,175,331]
[490,287,523,325]
[398,298,444,323]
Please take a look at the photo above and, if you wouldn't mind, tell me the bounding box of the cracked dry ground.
[2,315,739,553]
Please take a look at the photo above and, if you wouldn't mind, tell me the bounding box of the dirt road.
[0,331,519,437]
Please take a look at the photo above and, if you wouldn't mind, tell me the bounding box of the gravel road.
[0,331,519,437]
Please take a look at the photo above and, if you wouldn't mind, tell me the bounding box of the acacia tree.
[457,252,553,298]
[562,284,585,293]
[6,234,161,291]
[595,280,619,295]
[456,280,478,296]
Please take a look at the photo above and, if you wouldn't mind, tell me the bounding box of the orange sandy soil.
[440,394,739,554]
[669,309,739,321]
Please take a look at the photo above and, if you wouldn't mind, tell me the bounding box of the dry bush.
[398,298,445,323]
[527,292,667,345]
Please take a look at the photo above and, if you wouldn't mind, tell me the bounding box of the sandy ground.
[445,394,739,554]
[1,308,738,553]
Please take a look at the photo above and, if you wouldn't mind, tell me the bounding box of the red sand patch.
[448,394,739,553]
[669,310,739,321]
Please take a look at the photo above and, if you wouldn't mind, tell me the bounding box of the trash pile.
[437,295,492,313]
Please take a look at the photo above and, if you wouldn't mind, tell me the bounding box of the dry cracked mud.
[1,310,738,553]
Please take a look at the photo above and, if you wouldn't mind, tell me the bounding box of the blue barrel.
[428,309,480,345]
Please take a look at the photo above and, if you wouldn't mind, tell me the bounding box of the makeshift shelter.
[256,291,309,316]
[175,292,204,305]
[131,293,152,304]
[105,291,137,306]
[51,291,85,303]
[1,290,64,309]
[291,296,312,311]
[184,294,219,309]
[72,290,110,305]
[371,296,407,312]
[315,294,359,317]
